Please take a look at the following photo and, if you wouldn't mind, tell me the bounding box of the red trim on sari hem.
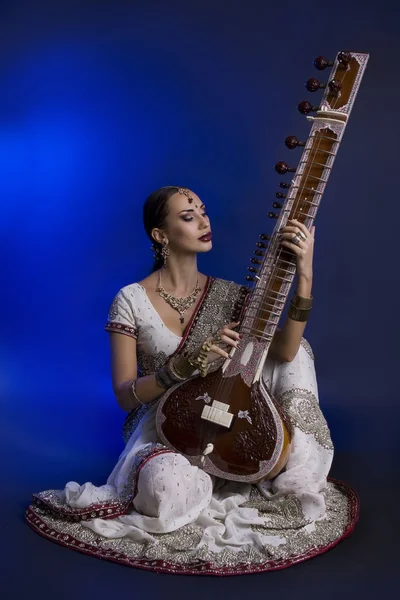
[31,496,133,522]
[25,477,359,576]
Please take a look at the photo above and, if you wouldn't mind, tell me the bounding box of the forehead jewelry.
[178,187,194,204]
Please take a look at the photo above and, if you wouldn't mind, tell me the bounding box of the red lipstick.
[198,233,212,242]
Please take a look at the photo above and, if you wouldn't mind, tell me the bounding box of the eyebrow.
[178,204,205,214]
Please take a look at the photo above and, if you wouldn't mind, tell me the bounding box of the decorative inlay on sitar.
[156,51,369,482]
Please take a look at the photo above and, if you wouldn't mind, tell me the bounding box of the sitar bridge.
[201,400,234,428]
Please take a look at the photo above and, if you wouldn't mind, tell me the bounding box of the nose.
[199,214,209,228]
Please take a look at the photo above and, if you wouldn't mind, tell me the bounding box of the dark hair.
[143,186,181,272]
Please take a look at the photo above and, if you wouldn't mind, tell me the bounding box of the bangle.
[167,358,190,382]
[131,379,146,405]
[288,303,311,322]
[168,355,197,380]
[154,366,174,390]
[154,360,189,390]
[292,293,313,310]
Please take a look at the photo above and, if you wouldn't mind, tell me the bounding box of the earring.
[161,244,170,268]
[151,243,160,261]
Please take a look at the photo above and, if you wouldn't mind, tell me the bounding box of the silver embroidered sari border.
[25,478,360,576]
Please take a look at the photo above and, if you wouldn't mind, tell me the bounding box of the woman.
[26,186,359,575]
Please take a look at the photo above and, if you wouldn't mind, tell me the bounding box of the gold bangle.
[292,293,313,310]
[288,303,311,322]
[168,355,196,380]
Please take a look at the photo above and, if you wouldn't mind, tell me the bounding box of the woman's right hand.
[171,321,242,379]
[205,321,241,364]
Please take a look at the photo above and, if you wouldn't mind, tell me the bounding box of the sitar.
[156,51,369,483]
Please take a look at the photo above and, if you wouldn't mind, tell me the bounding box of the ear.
[151,228,168,245]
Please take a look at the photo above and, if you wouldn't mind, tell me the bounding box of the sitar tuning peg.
[275,161,296,175]
[248,267,258,273]
[306,77,325,92]
[273,202,283,209]
[298,101,319,115]
[276,192,286,199]
[306,78,342,94]
[256,241,267,248]
[251,257,262,265]
[314,56,334,70]
[338,51,351,66]
[285,135,305,149]
[328,79,343,94]
[279,182,291,189]
[314,52,351,71]
[246,275,256,282]
[268,212,280,219]
[259,233,271,240]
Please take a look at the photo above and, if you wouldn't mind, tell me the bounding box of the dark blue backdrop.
[1,0,398,595]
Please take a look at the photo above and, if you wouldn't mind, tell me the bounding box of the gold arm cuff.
[288,303,311,322]
[292,293,313,310]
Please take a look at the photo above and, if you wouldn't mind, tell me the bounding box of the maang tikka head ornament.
[178,188,194,203]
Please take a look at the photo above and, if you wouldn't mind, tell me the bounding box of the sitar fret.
[246,306,282,318]
[299,160,333,170]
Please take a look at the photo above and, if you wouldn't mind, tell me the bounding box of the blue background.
[1,0,397,596]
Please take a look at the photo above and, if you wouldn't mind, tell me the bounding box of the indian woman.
[26,186,359,575]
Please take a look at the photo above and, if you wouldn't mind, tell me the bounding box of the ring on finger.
[292,233,302,246]
[297,229,307,241]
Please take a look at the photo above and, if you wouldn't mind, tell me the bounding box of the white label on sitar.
[240,341,253,366]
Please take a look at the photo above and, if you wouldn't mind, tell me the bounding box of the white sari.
[26,277,359,575]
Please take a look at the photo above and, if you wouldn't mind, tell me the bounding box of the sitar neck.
[240,51,369,348]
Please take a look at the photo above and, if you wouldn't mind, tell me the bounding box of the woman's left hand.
[278,219,315,280]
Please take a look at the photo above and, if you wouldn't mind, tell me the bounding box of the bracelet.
[154,359,190,391]
[131,379,146,405]
[167,357,193,381]
[288,302,311,322]
[154,365,175,390]
[170,354,198,380]
[288,292,313,322]
[291,292,313,310]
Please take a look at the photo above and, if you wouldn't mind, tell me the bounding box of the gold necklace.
[156,271,202,324]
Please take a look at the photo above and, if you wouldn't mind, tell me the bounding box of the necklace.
[156,271,202,324]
